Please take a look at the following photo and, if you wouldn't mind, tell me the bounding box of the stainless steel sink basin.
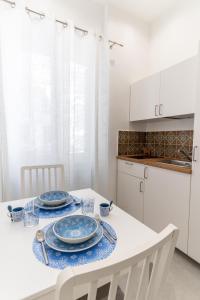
[160,159,192,168]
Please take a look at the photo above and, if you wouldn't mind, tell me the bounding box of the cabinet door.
[188,150,200,262]
[188,53,200,263]
[117,172,144,222]
[130,73,160,121]
[118,159,145,178]
[160,56,197,117]
[144,167,190,254]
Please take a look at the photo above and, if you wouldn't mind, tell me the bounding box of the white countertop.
[0,188,156,300]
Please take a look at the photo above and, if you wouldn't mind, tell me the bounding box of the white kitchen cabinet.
[160,56,197,117]
[130,73,160,121]
[118,159,145,178]
[188,51,200,263]
[144,166,191,254]
[130,56,197,121]
[117,160,144,222]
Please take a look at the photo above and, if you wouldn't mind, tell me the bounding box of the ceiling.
[96,0,179,22]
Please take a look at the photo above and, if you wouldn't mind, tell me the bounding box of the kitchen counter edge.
[117,156,192,175]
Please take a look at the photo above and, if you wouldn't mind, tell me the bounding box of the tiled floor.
[160,250,200,300]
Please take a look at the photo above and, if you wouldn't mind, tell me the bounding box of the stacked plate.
[35,191,74,210]
[45,215,103,252]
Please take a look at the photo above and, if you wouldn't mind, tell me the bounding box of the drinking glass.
[81,198,95,217]
[23,200,39,227]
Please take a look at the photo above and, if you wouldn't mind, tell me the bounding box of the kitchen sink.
[159,159,192,168]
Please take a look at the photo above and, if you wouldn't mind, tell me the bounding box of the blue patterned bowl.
[34,197,74,210]
[53,215,98,244]
[45,223,103,252]
[39,191,69,206]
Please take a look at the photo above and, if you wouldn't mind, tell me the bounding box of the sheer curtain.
[0,8,109,200]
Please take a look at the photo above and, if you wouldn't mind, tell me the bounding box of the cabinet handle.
[159,104,163,116]
[193,146,198,162]
[139,181,144,192]
[155,105,159,116]
[144,167,148,179]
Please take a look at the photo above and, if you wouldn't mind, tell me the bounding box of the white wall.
[145,118,194,132]
[107,7,149,201]
[149,0,200,74]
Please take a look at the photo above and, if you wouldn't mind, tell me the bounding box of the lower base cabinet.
[117,160,191,255]
[117,172,144,222]
[144,166,191,254]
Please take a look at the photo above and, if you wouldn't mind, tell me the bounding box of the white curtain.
[0,8,109,200]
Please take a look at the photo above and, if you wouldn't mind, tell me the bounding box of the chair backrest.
[21,164,65,198]
[55,224,178,300]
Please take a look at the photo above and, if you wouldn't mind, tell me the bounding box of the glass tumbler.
[81,198,95,217]
[23,200,39,227]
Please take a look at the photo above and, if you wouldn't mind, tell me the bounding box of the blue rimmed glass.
[23,200,39,227]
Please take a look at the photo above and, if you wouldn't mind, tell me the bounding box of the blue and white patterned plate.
[33,221,117,269]
[39,191,69,206]
[34,196,73,210]
[53,215,98,244]
[45,223,103,253]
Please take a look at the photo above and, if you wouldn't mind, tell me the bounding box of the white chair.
[55,224,178,300]
[21,164,65,198]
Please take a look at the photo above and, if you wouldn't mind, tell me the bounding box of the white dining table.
[0,188,156,300]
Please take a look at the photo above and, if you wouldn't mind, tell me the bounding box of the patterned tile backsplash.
[118,131,146,156]
[118,130,193,160]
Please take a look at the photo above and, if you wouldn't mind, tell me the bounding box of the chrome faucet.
[178,149,192,161]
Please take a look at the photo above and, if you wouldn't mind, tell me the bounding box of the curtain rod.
[7,5,124,48]
[109,40,124,49]
[25,7,45,19]
[1,0,15,8]
[55,19,68,28]
[74,26,88,35]
[55,20,88,34]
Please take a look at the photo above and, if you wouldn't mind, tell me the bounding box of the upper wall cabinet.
[130,56,197,121]
[160,57,197,117]
[130,73,160,121]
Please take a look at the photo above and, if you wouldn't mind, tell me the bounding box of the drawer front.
[118,159,145,178]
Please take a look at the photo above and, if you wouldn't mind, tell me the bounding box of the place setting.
[32,197,117,270]
[27,190,82,219]
[7,190,82,228]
